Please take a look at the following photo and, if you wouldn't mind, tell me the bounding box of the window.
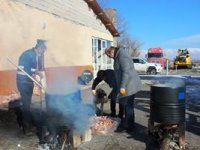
[148,53,163,58]
[92,37,113,77]
[139,59,144,64]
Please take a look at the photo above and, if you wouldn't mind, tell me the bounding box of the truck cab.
[146,47,167,68]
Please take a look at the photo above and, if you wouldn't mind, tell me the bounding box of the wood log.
[69,129,82,148]
[82,129,92,143]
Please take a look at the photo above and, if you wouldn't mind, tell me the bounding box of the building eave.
[84,0,120,37]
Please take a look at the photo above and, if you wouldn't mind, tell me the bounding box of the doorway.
[92,37,113,78]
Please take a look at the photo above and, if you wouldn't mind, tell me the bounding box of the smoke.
[0,1,45,69]
[148,76,200,106]
[44,72,95,135]
[0,1,96,134]
[45,72,79,94]
[149,75,186,88]
[46,91,95,135]
[165,77,185,88]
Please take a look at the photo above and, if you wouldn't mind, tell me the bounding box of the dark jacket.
[114,47,142,98]
[92,69,118,99]
[17,48,37,83]
[92,69,117,89]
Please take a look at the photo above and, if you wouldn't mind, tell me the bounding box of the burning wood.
[90,116,120,135]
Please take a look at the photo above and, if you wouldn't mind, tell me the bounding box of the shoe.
[30,126,37,133]
[115,122,125,132]
[117,114,123,120]
[24,129,34,136]
[115,126,125,132]
[25,131,34,136]
[44,134,54,143]
[125,124,135,133]
[17,129,26,138]
[110,113,117,117]
[126,127,134,133]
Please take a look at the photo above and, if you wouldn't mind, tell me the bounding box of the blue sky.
[100,0,200,59]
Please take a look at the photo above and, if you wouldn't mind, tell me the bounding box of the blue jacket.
[17,48,37,83]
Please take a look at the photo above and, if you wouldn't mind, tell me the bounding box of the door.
[92,37,113,78]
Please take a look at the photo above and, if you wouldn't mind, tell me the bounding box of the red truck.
[146,47,167,68]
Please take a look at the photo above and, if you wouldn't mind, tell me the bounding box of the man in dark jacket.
[105,46,142,132]
[16,39,46,135]
[92,69,118,117]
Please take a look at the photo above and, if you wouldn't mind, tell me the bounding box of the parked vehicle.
[146,47,167,68]
[174,49,192,69]
[132,57,163,75]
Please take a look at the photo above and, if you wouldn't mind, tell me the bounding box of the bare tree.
[98,0,141,56]
[116,14,141,57]
[118,32,141,57]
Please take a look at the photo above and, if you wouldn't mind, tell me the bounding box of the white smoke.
[45,73,95,135]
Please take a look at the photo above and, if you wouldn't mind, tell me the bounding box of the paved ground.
[78,97,200,150]
[0,71,200,150]
[0,96,199,150]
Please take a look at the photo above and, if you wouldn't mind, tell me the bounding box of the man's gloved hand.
[92,90,96,95]
[120,88,126,95]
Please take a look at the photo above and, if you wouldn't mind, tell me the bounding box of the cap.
[35,39,47,49]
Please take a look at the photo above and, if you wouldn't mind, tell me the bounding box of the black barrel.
[150,82,186,124]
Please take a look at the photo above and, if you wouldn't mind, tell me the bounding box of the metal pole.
[166,59,169,75]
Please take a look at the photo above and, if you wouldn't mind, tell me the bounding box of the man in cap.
[16,39,47,135]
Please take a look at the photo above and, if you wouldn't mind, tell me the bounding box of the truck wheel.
[147,68,156,75]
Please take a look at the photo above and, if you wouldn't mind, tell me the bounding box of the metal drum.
[150,82,186,124]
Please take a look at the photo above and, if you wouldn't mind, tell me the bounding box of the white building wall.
[0,0,114,70]
[14,0,111,34]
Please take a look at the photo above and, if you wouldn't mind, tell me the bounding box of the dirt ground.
[0,71,200,150]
